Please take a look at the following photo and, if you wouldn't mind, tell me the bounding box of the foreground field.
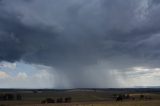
[11,100,160,106]
[0,89,160,106]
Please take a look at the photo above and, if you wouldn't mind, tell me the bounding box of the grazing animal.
[140,94,144,100]
[41,100,46,104]
[131,97,135,100]
[65,97,72,103]
[0,94,14,101]
[41,98,55,104]
[56,98,63,103]
[46,98,55,103]
[116,95,123,101]
[16,94,22,100]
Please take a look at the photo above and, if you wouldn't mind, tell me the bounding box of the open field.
[1,100,160,106]
[0,89,159,106]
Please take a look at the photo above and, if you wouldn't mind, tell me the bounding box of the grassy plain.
[0,89,159,106]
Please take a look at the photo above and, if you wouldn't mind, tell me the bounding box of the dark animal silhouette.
[16,94,22,100]
[64,97,72,103]
[125,94,130,99]
[145,96,152,100]
[131,97,135,100]
[41,100,46,104]
[116,95,123,101]
[46,98,55,103]
[56,98,63,103]
[0,94,14,101]
[41,98,55,104]
[140,94,144,100]
[41,97,72,104]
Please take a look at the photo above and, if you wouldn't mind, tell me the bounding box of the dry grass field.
[0,89,160,106]
[1,100,160,106]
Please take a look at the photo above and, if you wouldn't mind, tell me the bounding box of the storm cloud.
[0,0,160,88]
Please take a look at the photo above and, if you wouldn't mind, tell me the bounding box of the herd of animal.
[114,94,152,101]
[0,93,152,104]
[0,93,22,101]
[40,93,152,104]
[41,97,72,104]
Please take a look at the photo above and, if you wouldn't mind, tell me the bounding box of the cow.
[64,97,72,103]
[56,98,63,103]
[41,100,46,104]
[16,94,22,100]
[46,98,55,103]
[139,94,144,100]
[41,98,55,104]
[4,94,14,101]
[116,95,123,101]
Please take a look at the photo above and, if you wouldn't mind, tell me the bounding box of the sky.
[0,0,160,88]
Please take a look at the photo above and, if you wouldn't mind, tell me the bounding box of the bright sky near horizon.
[0,61,160,88]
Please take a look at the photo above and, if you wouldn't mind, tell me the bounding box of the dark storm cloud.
[0,0,160,87]
[0,9,58,63]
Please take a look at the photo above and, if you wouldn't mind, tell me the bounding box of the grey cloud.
[0,0,160,87]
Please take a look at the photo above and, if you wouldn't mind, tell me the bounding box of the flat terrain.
[1,100,160,106]
[0,88,159,106]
